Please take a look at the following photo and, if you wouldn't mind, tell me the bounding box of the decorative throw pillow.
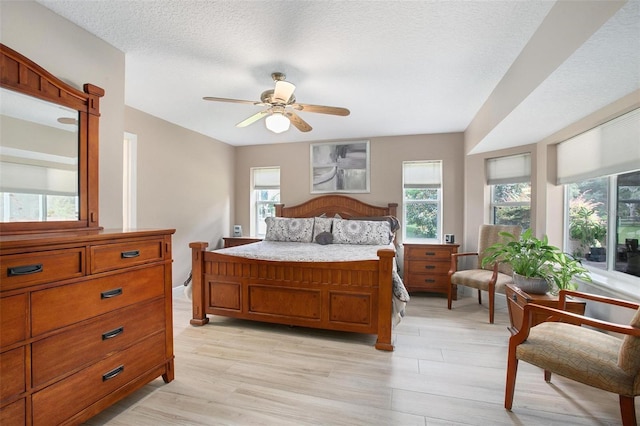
[618,307,640,374]
[264,217,314,242]
[332,219,392,245]
[315,231,333,245]
[313,217,333,240]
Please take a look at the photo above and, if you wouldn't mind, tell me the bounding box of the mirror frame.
[0,44,104,235]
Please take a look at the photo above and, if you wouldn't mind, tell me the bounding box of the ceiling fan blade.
[273,80,296,103]
[236,110,269,127]
[291,103,350,116]
[203,96,262,106]
[285,111,312,132]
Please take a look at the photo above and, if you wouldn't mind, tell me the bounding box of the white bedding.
[212,241,410,325]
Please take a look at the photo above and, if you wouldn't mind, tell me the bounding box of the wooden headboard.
[275,195,397,219]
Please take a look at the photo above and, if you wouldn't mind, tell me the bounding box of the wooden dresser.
[403,243,459,296]
[0,229,175,425]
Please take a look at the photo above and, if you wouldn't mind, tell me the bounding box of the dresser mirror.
[0,43,104,234]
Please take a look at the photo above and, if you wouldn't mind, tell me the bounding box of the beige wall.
[1,2,234,286]
[235,133,465,246]
[1,1,126,229]
[125,107,234,284]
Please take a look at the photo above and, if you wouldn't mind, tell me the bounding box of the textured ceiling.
[37,1,640,150]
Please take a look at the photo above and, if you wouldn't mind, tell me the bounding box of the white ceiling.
[37,1,640,151]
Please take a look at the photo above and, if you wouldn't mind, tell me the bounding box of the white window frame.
[251,167,280,237]
[402,160,442,243]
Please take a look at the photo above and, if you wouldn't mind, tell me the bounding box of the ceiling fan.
[203,72,350,134]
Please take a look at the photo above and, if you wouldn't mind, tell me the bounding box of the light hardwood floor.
[84,290,636,425]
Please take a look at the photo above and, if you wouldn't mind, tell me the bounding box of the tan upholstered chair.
[505,290,640,426]
[447,224,521,323]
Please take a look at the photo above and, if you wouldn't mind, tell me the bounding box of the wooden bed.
[189,195,400,350]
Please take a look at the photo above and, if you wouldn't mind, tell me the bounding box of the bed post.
[375,248,396,351]
[189,242,210,326]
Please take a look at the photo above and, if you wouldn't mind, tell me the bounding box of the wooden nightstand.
[505,284,586,334]
[403,243,459,296]
[223,237,262,248]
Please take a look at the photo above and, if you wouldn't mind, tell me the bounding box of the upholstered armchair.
[447,224,522,323]
[505,290,640,426]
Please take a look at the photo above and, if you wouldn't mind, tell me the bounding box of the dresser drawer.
[0,346,25,401]
[32,332,166,426]
[407,260,450,275]
[0,294,27,348]
[31,264,165,336]
[404,246,451,261]
[404,273,449,289]
[32,298,166,387]
[0,398,25,426]
[90,238,164,274]
[0,247,85,291]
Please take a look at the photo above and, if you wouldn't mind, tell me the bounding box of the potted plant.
[481,229,591,294]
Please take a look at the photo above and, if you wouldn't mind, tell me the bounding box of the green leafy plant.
[569,195,607,257]
[481,228,591,291]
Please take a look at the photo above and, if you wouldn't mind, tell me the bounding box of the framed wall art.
[310,140,370,193]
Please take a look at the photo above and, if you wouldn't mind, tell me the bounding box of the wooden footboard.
[189,242,396,350]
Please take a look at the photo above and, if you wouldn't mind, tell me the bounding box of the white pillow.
[332,219,392,245]
[264,217,314,242]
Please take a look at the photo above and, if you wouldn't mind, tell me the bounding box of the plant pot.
[512,272,549,295]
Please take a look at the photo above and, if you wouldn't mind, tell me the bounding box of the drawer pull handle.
[102,326,124,340]
[121,250,140,259]
[8,263,43,276]
[424,252,436,256]
[101,288,123,299]
[512,294,518,302]
[424,265,436,269]
[102,365,124,382]
[424,279,436,283]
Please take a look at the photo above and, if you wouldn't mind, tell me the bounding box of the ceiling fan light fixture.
[265,112,290,133]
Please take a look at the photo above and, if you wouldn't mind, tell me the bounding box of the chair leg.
[619,395,636,426]
[489,288,495,324]
[504,349,519,410]
[477,289,482,304]
[544,370,552,382]
[447,280,453,310]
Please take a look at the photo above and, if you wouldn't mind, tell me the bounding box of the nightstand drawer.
[0,248,85,291]
[405,246,451,261]
[90,238,164,274]
[407,260,450,274]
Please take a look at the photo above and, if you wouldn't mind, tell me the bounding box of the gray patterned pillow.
[313,217,333,240]
[264,217,314,242]
[332,219,392,245]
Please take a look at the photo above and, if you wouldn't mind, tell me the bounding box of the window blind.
[557,108,640,184]
[0,162,77,195]
[403,161,442,189]
[486,153,531,185]
[252,167,280,189]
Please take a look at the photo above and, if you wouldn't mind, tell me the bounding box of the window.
[486,153,531,230]
[252,167,280,237]
[559,108,640,280]
[402,161,442,242]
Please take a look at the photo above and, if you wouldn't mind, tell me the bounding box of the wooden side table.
[403,243,459,296]
[223,237,262,248]
[505,284,586,334]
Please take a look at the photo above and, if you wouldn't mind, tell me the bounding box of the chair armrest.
[559,289,640,310]
[449,252,479,274]
[511,302,640,346]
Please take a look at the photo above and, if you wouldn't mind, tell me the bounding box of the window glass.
[252,167,280,237]
[616,171,640,277]
[0,192,77,222]
[491,182,531,230]
[403,161,442,242]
